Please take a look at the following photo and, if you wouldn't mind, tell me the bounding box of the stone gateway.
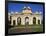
[8,6,43,26]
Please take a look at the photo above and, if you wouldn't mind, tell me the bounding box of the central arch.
[33,17,36,24]
[25,17,29,25]
[17,17,21,25]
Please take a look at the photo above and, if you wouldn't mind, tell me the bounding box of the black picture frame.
[5,1,45,36]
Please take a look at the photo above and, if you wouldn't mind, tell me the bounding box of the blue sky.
[8,3,43,13]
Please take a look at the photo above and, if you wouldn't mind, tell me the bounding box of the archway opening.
[13,20,15,26]
[38,20,40,24]
[25,17,29,25]
[17,17,21,25]
[33,17,36,24]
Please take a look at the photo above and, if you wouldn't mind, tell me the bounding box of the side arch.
[33,17,36,24]
[17,17,21,25]
[38,19,40,24]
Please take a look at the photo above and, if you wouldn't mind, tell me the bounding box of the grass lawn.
[8,24,43,34]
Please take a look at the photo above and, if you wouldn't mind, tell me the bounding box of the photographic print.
[5,1,45,35]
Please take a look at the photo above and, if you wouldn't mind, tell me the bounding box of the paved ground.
[8,24,43,34]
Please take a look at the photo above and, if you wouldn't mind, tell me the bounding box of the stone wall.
[8,14,43,26]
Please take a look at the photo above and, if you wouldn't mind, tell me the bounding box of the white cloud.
[11,11,14,14]
[15,12,18,14]
[8,12,11,15]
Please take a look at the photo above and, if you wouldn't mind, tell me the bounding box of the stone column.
[40,20,41,24]
[29,17,33,25]
[28,17,30,25]
[11,17,13,26]
[31,17,33,25]
[16,18,17,25]
[36,17,38,25]
[21,17,25,25]
[40,17,42,24]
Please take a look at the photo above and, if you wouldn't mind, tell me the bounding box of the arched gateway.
[25,17,29,25]
[8,6,42,26]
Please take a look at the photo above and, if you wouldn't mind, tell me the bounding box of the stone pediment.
[22,6,32,14]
